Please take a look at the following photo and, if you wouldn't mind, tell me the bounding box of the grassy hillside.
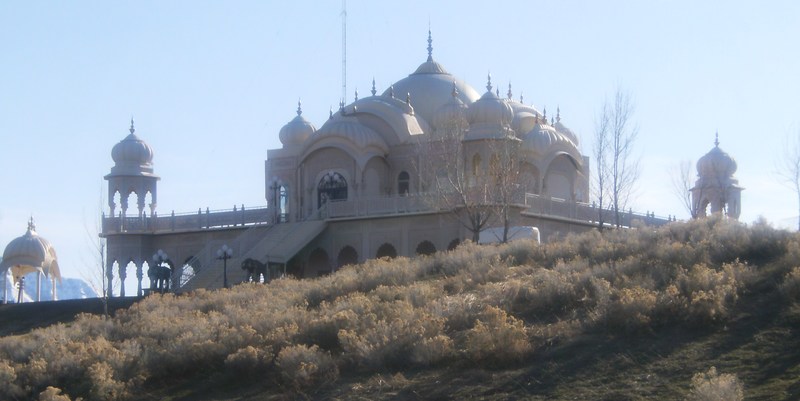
[2,216,799,401]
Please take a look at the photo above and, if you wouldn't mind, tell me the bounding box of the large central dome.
[382,32,479,128]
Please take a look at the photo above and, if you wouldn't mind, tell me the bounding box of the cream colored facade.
[100,35,671,296]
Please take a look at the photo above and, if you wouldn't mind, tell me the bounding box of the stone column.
[136,263,144,297]
[119,263,127,297]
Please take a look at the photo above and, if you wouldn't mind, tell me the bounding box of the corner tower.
[105,119,160,219]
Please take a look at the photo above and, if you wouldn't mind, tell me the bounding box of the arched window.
[415,240,436,256]
[318,172,347,208]
[376,243,397,259]
[398,171,410,195]
[278,185,288,222]
[337,245,359,267]
[472,154,482,176]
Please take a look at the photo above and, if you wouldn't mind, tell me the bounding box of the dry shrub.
[274,344,338,388]
[687,366,743,401]
[410,334,454,366]
[675,262,744,325]
[86,361,129,401]
[38,387,78,401]
[605,286,658,333]
[464,306,530,364]
[780,266,800,301]
[224,345,271,376]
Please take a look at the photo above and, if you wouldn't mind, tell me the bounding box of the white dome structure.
[691,134,743,219]
[1,218,61,303]
[279,101,316,147]
[466,74,515,140]
[105,119,160,219]
[382,31,480,128]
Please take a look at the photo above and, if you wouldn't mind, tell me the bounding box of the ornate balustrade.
[102,205,270,234]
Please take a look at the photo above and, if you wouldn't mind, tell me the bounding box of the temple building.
[100,33,671,295]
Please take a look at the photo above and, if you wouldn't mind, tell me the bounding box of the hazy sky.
[2,1,799,285]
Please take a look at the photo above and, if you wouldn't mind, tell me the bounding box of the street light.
[152,249,170,292]
[217,244,233,289]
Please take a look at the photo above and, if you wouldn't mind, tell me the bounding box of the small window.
[398,171,410,195]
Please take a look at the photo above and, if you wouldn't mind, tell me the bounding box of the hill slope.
[1,216,799,400]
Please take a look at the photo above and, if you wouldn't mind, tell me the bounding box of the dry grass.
[0,215,797,400]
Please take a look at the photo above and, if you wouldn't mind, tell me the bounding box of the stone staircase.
[177,220,327,292]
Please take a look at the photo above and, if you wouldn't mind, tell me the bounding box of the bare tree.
[485,137,527,243]
[670,159,700,219]
[593,107,611,230]
[417,116,493,243]
[593,88,640,228]
[777,130,800,231]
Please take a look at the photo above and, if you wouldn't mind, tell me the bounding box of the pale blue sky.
[2,1,799,286]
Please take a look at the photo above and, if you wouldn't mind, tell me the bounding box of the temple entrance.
[318,172,348,208]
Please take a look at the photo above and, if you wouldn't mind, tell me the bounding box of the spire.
[129,117,135,135]
[520,91,524,104]
[406,92,411,105]
[389,85,394,99]
[329,106,333,119]
[451,80,459,98]
[371,77,377,96]
[427,27,433,62]
[556,106,561,123]
[354,88,358,102]
[296,99,302,116]
[27,216,35,232]
[543,107,547,122]
[486,72,492,93]
[714,131,720,147]
[507,83,513,100]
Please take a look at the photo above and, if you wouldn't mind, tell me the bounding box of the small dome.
[467,76,514,130]
[697,139,737,178]
[1,219,61,282]
[432,83,469,132]
[110,120,155,176]
[553,109,579,146]
[279,101,316,147]
[524,123,562,155]
[311,116,389,153]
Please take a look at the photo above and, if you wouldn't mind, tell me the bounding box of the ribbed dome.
[279,102,316,147]
[312,116,389,153]
[524,123,562,155]
[553,120,579,146]
[1,220,60,282]
[432,84,469,132]
[697,142,737,178]
[467,78,514,129]
[109,120,155,176]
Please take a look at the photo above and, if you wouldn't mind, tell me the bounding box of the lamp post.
[217,244,233,289]
[152,249,169,292]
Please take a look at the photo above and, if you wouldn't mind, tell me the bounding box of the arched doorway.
[337,245,358,268]
[308,248,331,276]
[398,171,410,195]
[376,243,397,259]
[318,172,347,208]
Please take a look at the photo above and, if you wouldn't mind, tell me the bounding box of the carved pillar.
[136,262,143,297]
[118,263,127,297]
[106,259,114,297]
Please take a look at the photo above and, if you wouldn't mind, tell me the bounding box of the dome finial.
[129,117,135,135]
[520,91,524,104]
[371,77,377,96]
[486,72,493,93]
[451,80,459,98]
[406,92,411,105]
[297,99,302,116]
[389,85,394,99]
[507,82,513,100]
[27,216,35,232]
[543,106,547,121]
[427,26,433,62]
[715,131,720,147]
[556,106,561,122]
[354,88,358,102]
[329,105,333,119]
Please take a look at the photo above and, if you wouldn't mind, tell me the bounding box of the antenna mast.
[341,0,347,103]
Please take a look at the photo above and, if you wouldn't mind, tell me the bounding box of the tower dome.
[382,30,479,128]
[110,119,156,176]
[553,108,580,146]
[279,101,316,147]
[697,136,737,178]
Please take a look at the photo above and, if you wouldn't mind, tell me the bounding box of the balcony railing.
[102,205,270,234]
